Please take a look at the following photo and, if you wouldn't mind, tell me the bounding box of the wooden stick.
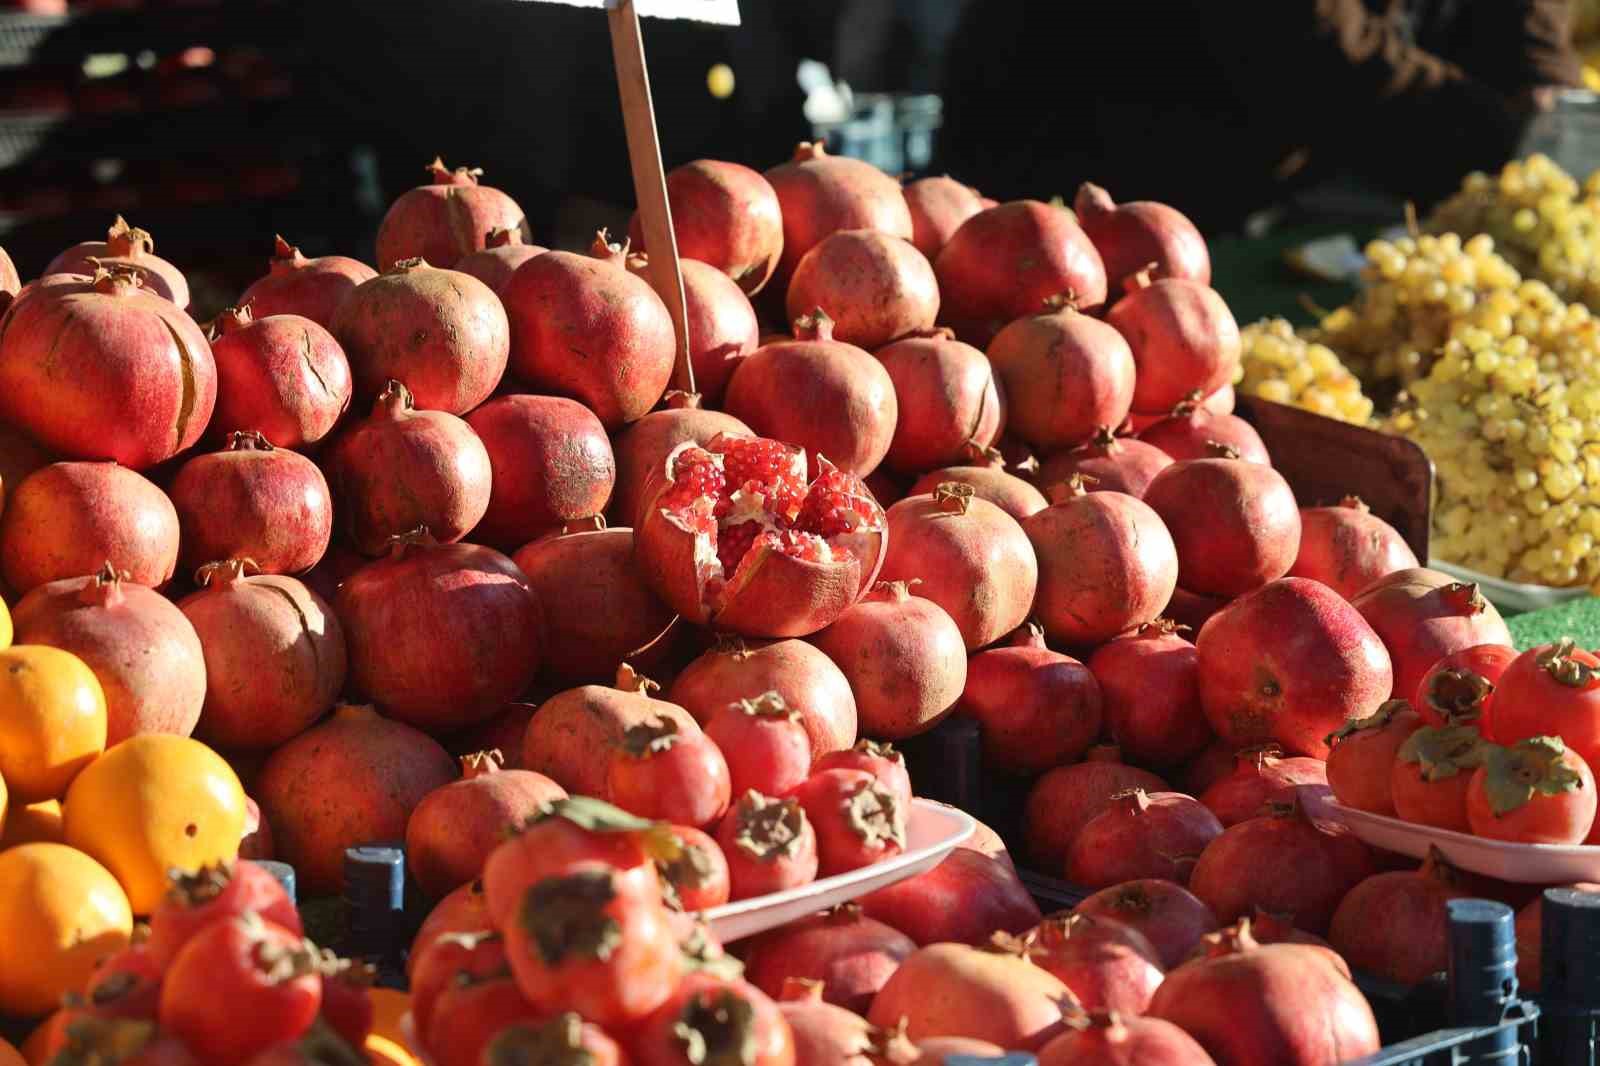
[608,0,695,394]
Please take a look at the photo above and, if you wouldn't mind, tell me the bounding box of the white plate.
[1428,558,1591,614]
[1319,796,1600,883]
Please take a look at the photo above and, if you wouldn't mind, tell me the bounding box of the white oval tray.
[1428,558,1591,614]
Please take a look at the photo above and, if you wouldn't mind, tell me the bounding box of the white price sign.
[511,0,739,25]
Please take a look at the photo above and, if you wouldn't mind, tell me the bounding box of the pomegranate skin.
[986,305,1136,452]
[627,254,760,407]
[786,229,939,350]
[1289,497,1419,600]
[452,227,546,293]
[1026,915,1166,1017]
[1351,568,1513,702]
[903,176,984,259]
[1330,856,1474,985]
[1109,276,1241,414]
[611,405,753,529]
[1074,182,1212,292]
[465,394,615,550]
[764,141,914,284]
[742,905,915,1015]
[374,157,528,271]
[1038,1013,1215,1066]
[0,461,179,595]
[1144,456,1302,599]
[523,671,703,799]
[629,158,784,295]
[1065,790,1224,887]
[935,200,1109,345]
[877,331,1004,475]
[669,637,858,759]
[1088,622,1212,767]
[1073,879,1220,970]
[1137,404,1270,464]
[1038,429,1173,500]
[867,941,1076,1050]
[206,305,352,450]
[1199,748,1328,826]
[44,216,189,307]
[237,235,377,330]
[1196,578,1393,758]
[959,625,1103,773]
[858,848,1042,947]
[1024,752,1169,871]
[906,465,1046,522]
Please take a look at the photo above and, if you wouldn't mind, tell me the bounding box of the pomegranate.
[335,531,543,732]
[1177,738,1247,797]
[1074,183,1210,290]
[877,329,1004,474]
[612,401,753,528]
[778,979,904,1066]
[1039,1012,1215,1066]
[1325,701,1425,814]
[1024,747,1169,871]
[1416,644,1515,729]
[177,560,345,750]
[867,938,1077,1049]
[903,176,984,259]
[1073,879,1219,970]
[743,905,915,1015]
[1392,723,1487,832]
[1024,478,1179,646]
[324,380,492,555]
[169,431,333,575]
[502,231,675,429]
[634,433,887,637]
[906,464,1047,521]
[1357,575,1513,709]
[1148,923,1379,1066]
[12,563,206,743]
[1195,577,1393,757]
[669,636,857,758]
[986,299,1137,451]
[704,691,813,798]
[1330,848,1472,984]
[450,702,536,769]
[1163,586,1229,634]
[331,257,509,416]
[236,234,377,329]
[1088,619,1211,767]
[794,768,906,876]
[764,141,914,283]
[374,157,527,270]
[1037,426,1173,500]
[452,227,546,293]
[813,741,914,812]
[878,483,1038,650]
[935,200,1108,344]
[524,665,702,798]
[629,158,784,294]
[256,703,456,893]
[1479,641,1600,767]
[1514,881,1600,992]
[44,216,189,307]
[1289,496,1419,600]
[1188,799,1375,934]
[717,789,820,899]
[1144,449,1300,598]
[1137,399,1270,464]
[627,252,759,406]
[959,622,1103,773]
[1067,789,1224,887]
[1026,914,1165,1016]
[0,421,53,516]
[0,243,18,297]
[465,394,615,550]
[0,268,215,469]
[1109,270,1240,414]
[0,461,178,594]
[206,305,352,450]
[404,749,568,900]
[1198,746,1328,826]
[859,847,1041,946]
[786,229,939,350]
[1467,735,1597,844]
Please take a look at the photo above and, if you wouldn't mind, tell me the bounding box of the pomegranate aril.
[767,529,831,563]
[798,470,879,537]
[718,521,763,575]
[717,435,807,519]
[663,448,725,510]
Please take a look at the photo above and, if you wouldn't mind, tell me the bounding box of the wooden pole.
[607,0,696,394]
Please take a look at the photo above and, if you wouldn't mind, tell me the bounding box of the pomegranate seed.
[662,448,725,511]
[798,468,880,537]
[717,436,806,521]
[717,520,763,576]
[765,529,831,563]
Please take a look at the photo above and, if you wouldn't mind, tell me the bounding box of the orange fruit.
[0,1036,24,1066]
[0,645,106,803]
[0,843,132,1016]
[0,798,63,850]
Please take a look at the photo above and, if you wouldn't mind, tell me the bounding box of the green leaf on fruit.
[1481,735,1586,816]
[1397,724,1487,781]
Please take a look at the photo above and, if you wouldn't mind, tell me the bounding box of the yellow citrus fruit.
[62,735,246,915]
[0,1037,24,1066]
[366,1034,424,1066]
[0,645,107,803]
[0,843,132,1016]
[0,598,12,651]
[0,798,63,850]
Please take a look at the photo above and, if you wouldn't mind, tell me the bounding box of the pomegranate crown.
[1086,424,1121,452]
[87,260,145,294]
[1338,494,1371,512]
[270,233,307,265]
[1204,440,1242,460]
[1050,472,1098,502]
[193,558,259,588]
[106,214,155,256]
[932,480,975,514]
[588,228,630,266]
[207,303,254,340]
[426,155,483,185]
[792,307,835,342]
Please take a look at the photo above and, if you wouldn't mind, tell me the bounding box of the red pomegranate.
[169,431,333,575]
[1187,800,1375,934]
[12,563,206,743]
[670,636,857,758]
[1196,577,1393,757]
[1199,745,1327,826]
[236,235,377,329]
[629,158,784,294]
[1177,737,1247,797]
[959,622,1103,773]
[1163,586,1229,634]
[1067,790,1224,887]
[177,560,346,750]
[743,904,914,1015]
[465,394,614,550]
[764,142,914,284]
[44,216,190,307]
[1109,271,1240,414]
[1147,923,1380,1066]
[332,258,509,416]
[1329,848,1473,985]
[324,380,492,555]
[1143,450,1301,599]
[502,231,675,429]
[0,268,216,469]
[1416,644,1515,729]
[1037,426,1173,500]
[627,252,759,406]
[611,401,754,528]
[1026,915,1165,1016]
[336,531,543,732]
[0,461,178,594]
[867,938,1077,1050]
[1289,496,1419,600]
[1039,1012,1215,1066]
[0,243,18,297]
[0,421,52,514]
[986,300,1136,452]
[1351,568,1513,702]
[786,229,939,350]
[1088,619,1212,767]
[905,464,1045,521]
[374,157,528,270]
[404,749,568,900]
[1137,399,1270,464]
[778,979,906,1066]
[878,483,1038,650]
[1072,879,1219,970]
[1074,183,1212,292]
[1326,701,1425,814]
[634,433,887,638]
[452,227,546,293]
[1024,747,1169,871]
[903,176,984,260]
[206,305,353,450]
[935,200,1108,345]
[877,329,1004,474]
[858,848,1041,947]
[1514,882,1600,992]
[256,703,457,893]
[448,702,536,769]
[811,581,967,740]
